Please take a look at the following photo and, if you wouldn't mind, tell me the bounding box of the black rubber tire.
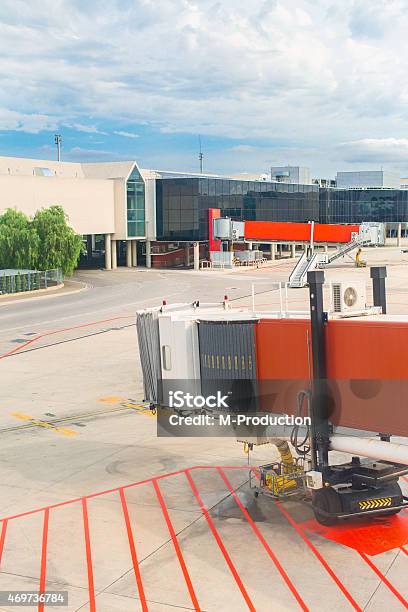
[313,487,342,526]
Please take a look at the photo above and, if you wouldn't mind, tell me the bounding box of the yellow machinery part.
[265,473,298,495]
[273,439,296,473]
[264,439,300,495]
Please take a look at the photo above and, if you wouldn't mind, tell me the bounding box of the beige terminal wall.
[112,178,127,240]
[0,175,115,235]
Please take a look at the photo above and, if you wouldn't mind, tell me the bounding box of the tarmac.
[0,245,408,611]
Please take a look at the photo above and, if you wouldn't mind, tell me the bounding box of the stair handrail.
[288,251,307,285]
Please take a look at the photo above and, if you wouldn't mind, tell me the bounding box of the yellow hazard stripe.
[358,497,392,510]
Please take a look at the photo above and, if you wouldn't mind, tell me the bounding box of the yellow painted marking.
[53,426,78,437]
[10,412,78,437]
[11,412,32,421]
[120,401,156,417]
[98,396,155,418]
[98,396,126,404]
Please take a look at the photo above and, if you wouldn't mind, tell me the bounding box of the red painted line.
[0,467,191,522]
[275,501,362,611]
[119,489,148,612]
[38,508,49,612]
[185,469,256,612]
[0,314,135,360]
[82,498,96,612]
[0,466,255,524]
[359,552,408,608]
[0,520,7,567]
[401,547,408,556]
[217,468,309,611]
[153,479,200,611]
[189,465,252,469]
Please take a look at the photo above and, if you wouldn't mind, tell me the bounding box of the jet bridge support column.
[371,266,387,314]
[307,269,330,472]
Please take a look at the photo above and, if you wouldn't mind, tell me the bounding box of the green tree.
[0,209,39,269]
[32,206,84,276]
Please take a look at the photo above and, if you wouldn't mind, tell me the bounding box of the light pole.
[54,134,62,161]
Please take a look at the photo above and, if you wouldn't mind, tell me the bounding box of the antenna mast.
[54,134,62,162]
[198,135,203,173]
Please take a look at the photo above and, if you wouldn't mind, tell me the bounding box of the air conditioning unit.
[331,281,366,313]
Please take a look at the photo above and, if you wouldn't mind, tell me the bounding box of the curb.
[0,281,87,307]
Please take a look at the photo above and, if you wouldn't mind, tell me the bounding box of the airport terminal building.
[1,155,407,269]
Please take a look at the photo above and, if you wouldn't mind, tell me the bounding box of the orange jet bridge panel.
[255,318,408,437]
[244,221,360,244]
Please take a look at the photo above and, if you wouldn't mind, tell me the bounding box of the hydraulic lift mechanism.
[301,268,407,524]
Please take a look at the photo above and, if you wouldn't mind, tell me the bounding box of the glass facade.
[155,178,408,242]
[320,189,408,224]
[127,166,145,237]
[156,178,319,241]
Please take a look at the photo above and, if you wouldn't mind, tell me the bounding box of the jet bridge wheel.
[312,487,342,526]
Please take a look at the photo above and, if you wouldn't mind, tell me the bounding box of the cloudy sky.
[1,0,408,177]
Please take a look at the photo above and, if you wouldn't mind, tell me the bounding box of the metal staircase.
[326,237,367,264]
[289,237,366,288]
[289,252,324,288]
[288,223,385,288]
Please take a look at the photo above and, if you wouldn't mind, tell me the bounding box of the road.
[0,266,285,342]
[0,264,291,518]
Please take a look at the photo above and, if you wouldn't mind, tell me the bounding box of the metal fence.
[0,269,63,295]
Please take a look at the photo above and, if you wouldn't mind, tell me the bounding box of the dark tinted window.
[320,189,408,224]
[155,178,320,240]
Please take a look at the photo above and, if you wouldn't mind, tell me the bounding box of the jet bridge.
[211,215,385,285]
[288,222,385,287]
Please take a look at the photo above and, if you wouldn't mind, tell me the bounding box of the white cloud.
[67,123,107,134]
[340,138,408,164]
[114,130,139,139]
[1,1,408,172]
[344,138,408,150]
[0,107,57,133]
[229,144,258,153]
[64,146,125,161]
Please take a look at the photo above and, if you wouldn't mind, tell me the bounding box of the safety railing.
[234,257,268,268]
[0,269,63,295]
[200,260,213,269]
[201,258,269,271]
